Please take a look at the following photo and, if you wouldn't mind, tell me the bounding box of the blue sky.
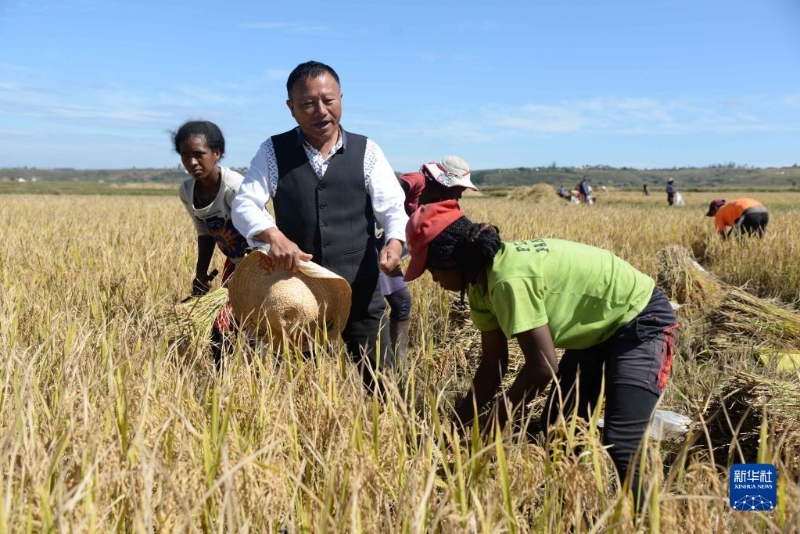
[1,0,799,171]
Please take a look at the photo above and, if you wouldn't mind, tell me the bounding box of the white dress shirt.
[232,127,408,248]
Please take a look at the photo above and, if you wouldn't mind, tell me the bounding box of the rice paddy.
[1,190,799,532]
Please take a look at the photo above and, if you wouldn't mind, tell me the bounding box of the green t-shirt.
[468,239,655,349]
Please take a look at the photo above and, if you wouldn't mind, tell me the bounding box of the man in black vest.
[232,61,408,391]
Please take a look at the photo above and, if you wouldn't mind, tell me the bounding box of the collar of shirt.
[295,126,346,180]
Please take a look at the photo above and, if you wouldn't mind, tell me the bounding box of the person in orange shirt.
[706,198,769,239]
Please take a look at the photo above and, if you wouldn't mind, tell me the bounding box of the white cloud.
[489,103,586,133]
[781,94,800,109]
[477,95,800,137]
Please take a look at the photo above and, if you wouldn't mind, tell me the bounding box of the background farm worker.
[232,60,408,392]
[579,176,593,204]
[557,185,568,199]
[173,120,249,366]
[666,177,676,205]
[379,155,478,366]
[404,201,680,509]
[642,183,649,196]
[706,198,769,239]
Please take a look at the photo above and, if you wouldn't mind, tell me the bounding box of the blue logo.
[730,464,777,511]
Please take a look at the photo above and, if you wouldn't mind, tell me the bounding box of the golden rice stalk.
[701,371,800,465]
[656,245,724,314]
[168,287,229,341]
[657,246,800,371]
[708,289,800,351]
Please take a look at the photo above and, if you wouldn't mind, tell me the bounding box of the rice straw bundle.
[168,287,230,342]
[656,246,800,369]
[701,371,800,465]
[506,183,560,203]
[707,289,800,358]
[656,245,724,315]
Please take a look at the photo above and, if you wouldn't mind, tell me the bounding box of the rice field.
[1,189,799,532]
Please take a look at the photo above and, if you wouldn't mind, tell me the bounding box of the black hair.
[286,61,341,98]
[419,180,464,206]
[427,215,502,303]
[172,120,225,158]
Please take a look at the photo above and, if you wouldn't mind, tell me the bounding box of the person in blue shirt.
[666,178,676,206]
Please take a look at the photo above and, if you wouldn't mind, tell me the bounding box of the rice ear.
[168,287,230,341]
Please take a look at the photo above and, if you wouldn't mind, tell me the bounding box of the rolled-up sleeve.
[232,140,278,247]
[365,139,408,243]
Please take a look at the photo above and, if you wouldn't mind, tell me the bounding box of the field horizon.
[3,162,800,191]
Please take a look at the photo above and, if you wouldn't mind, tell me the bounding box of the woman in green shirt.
[404,200,679,507]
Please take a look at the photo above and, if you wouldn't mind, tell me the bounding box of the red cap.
[397,172,425,216]
[404,199,465,282]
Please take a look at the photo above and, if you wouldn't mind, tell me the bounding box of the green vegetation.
[471,164,800,190]
[0,167,190,183]
[3,164,800,194]
[0,181,177,196]
[0,166,246,188]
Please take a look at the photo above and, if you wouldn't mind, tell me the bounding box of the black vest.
[272,128,377,289]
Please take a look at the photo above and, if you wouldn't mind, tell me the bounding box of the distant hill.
[2,164,799,190]
[470,164,800,190]
[0,167,246,184]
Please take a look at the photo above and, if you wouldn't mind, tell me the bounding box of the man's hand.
[257,228,313,272]
[379,239,403,275]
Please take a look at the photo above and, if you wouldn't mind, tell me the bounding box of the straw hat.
[228,250,351,342]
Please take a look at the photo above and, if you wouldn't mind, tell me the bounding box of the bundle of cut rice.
[656,246,800,370]
[700,371,800,466]
[706,289,800,367]
[168,287,230,343]
[656,245,724,315]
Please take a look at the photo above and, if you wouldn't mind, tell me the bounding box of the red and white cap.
[420,155,478,191]
[404,199,466,282]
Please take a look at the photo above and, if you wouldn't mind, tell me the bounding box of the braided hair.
[427,215,501,304]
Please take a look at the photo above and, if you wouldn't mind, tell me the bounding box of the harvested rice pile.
[657,245,800,369]
[700,371,800,466]
[506,183,560,203]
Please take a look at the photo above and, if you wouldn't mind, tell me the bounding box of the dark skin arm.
[494,325,559,428]
[193,235,216,295]
[452,329,509,427]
